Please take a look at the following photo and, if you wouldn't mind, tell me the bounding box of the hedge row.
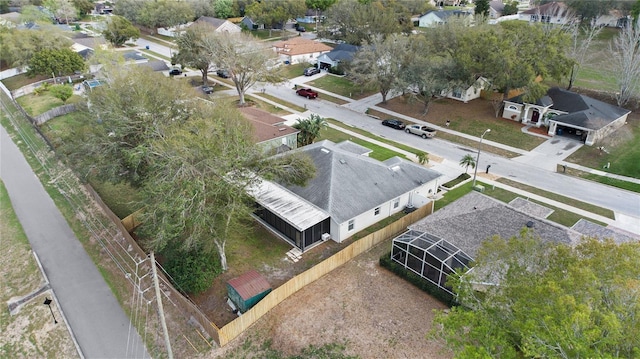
[379,252,457,307]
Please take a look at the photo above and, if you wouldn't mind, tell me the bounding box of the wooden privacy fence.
[216,203,432,346]
[33,104,77,125]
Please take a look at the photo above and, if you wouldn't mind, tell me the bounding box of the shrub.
[442,173,470,188]
[162,243,221,295]
[49,84,73,102]
[379,252,456,306]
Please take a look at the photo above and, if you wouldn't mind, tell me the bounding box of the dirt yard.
[208,239,453,359]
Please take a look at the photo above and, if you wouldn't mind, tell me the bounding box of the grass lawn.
[0,180,79,358]
[139,49,171,61]
[324,118,430,157]
[317,126,407,161]
[249,92,306,113]
[247,29,291,41]
[1,73,50,91]
[564,113,640,179]
[16,92,83,117]
[307,74,377,100]
[496,178,615,219]
[279,63,309,79]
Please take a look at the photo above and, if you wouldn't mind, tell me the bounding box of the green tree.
[306,0,336,12]
[245,0,305,33]
[459,154,475,173]
[173,22,215,85]
[113,0,145,24]
[27,48,85,77]
[213,0,233,18]
[502,1,519,15]
[320,0,402,45]
[293,114,328,146]
[82,67,315,271]
[474,0,489,16]
[138,0,194,31]
[0,27,72,68]
[632,0,640,23]
[102,15,140,47]
[350,34,409,103]
[49,84,73,102]
[564,23,602,90]
[72,0,94,16]
[433,233,640,358]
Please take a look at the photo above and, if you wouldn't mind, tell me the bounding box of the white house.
[252,140,443,252]
[157,23,193,37]
[519,2,576,24]
[418,9,473,27]
[502,87,631,145]
[594,9,629,28]
[443,77,489,103]
[272,37,333,65]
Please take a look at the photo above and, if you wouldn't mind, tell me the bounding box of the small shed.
[226,270,272,313]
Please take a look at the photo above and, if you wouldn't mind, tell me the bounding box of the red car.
[296,88,318,99]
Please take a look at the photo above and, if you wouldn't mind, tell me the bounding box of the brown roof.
[239,107,299,143]
[272,37,333,56]
[227,270,271,300]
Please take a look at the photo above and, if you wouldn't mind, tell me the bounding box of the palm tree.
[459,154,476,174]
[293,114,328,146]
[416,151,429,165]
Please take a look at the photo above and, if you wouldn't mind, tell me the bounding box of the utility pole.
[150,252,173,359]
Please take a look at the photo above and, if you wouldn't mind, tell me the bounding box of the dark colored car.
[303,67,320,76]
[202,85,214,94]
[382,119,405,130]
[216,69,230,78]
[296,25,306,32]
[169,68,182,76]
[296,88,318,99]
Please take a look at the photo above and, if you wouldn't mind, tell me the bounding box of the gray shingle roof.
[410,191,582,257]
[195,16,226,28]
[282,140,442,224]
[324,44,359,62]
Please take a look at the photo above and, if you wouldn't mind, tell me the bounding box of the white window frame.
[393,198,400,209]
[348,219,355,231]
[374,207,381,216]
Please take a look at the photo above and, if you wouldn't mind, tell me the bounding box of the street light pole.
[472,128,491,188]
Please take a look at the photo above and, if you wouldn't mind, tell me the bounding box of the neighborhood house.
[502,87,631,145]
[251,140,443,252]
[238,107,299,154]
[316,43,359,71]
[272,37,333,65]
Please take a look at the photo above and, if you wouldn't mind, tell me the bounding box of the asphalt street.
[1,126,149,358]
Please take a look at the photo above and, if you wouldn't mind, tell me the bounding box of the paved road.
[1,126,149,358]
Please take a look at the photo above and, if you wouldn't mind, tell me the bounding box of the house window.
[348,219,355,231]
[452,89,463,99]
[374,207,380,216]
[393,198,400,209]
[508,105,518,110]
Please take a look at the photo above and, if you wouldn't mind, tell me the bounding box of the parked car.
[295,24,306,32]
[202,85,214,94]
[405,124,437,139]
[381,119,405,130]
[304,67,320,76]
[296,88,318,99]
[216,69,230,78]
[169,67,182,76]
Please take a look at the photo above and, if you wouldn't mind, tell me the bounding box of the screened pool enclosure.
[391,230,472,295]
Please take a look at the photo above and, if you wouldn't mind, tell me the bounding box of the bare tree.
[202,32,282,105]
[564,22,602,90]
[610,19,640,106]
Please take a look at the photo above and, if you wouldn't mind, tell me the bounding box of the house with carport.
[251,140,443,252]
[418,9,472,27]
[502,87,631,145]
[272,37,333,65]
[519,2,575,24]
